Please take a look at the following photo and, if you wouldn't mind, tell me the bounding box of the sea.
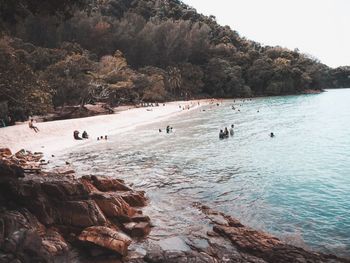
[58,88,350,257]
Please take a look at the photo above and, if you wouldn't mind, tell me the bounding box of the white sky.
[182,0,350,68]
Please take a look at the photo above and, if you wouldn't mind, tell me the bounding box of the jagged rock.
[130,215,151,223]
[0,209,48,262]
[41,229,69,256]
[91,192,136,219]
[78,226,132,257]
[85,175,132,192]
[40,180,90,200]
[119,191,147,207]
[0,148,12,156]
[123,222,151,237]
[0,160,24,178]
[56,200,107,228]
[0,151,151,262]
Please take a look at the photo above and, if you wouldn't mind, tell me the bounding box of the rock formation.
[0,148,348,263]
[0,148,150,262]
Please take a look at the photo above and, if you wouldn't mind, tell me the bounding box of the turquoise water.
[65,89,350,256]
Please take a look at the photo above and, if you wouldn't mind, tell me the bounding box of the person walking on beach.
[29,119,39,133]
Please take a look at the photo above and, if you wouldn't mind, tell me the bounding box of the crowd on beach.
[24,99,276,149]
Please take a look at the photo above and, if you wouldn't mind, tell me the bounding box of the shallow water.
[62,89,350,257]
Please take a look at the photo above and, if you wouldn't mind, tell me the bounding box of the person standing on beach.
[229,124,234,136]
[29,119,39,133]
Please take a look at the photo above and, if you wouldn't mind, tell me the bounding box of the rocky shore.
[0,148,348,263]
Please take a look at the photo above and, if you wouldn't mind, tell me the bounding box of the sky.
[182,0,350,68]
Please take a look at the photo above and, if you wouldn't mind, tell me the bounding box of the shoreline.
[0,99,212,157]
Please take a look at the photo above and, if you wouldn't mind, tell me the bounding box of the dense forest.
[0,0,350,122]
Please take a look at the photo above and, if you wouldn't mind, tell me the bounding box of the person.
[97,137,100,141]
[224,127,229,138]
[270,132,275,138]
[166,125,170,134]
[105,135,108,140]
[219,129,225,139]
[100,136,104,140]
[82,131,89,139]
[229,124,234,136]
[29,119,39,133]
[73,130,82,140]
[159,129,162,133]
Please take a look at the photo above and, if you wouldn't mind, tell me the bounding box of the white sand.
[0,100,206,157]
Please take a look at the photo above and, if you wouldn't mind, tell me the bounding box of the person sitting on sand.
[270,132,275,138]
[82,131,89,139]
[73,130,82,140]
[219,129,225,139]
[229,125,234,136]
[224,127,229,138]
[29,119,39,133]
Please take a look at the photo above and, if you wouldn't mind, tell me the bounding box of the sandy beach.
[0,100,206,157]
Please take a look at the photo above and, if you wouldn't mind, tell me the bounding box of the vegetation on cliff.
[0,0,349,122]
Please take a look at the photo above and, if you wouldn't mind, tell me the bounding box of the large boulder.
[0,148,12,156]
[84,175,132,192]
[91,192,136,219]
[0,159,24,178]
[78,226,132,257]
[56,200,107,228]
[40,180,90,201]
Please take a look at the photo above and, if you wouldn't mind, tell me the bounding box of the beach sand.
[0,100,206,157]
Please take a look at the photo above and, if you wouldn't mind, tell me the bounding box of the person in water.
[105,135,108,140]
[219,129,225,139]
[82,131,89,139]
[229,124,234,136]
[224,127,229,138]
[29,119,39,133]
[73,130,82,140]
[166,125,170,134]
[270,132,275,138]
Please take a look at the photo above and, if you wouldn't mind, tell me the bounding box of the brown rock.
[40,180,90,200]
[87,175,132,192]
[78,226,132,257]
[91,192,136,219]
[123,222,151,237]
[119,191,147,207]
[131,215,151,223]
[56,200,107,228]
[41,229,69,256]
[0,148,12,156]
[0,160,24,178]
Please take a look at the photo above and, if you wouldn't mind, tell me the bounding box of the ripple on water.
[62,89,350,257]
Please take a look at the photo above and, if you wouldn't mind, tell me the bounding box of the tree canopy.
[0,0,349,122]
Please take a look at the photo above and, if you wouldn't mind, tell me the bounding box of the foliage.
[0,0,348,121]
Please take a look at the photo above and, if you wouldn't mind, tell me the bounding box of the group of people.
[219,124,234,139]
[73,130,89,140]
[159,125,173,134]
[97,135,108,141]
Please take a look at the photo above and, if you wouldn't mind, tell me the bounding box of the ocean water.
[63,89,350,257]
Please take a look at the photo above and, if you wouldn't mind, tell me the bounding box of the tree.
[41,53,94,108]
[0,37,52,120]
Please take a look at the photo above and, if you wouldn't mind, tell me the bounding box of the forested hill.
[0,0,349,122]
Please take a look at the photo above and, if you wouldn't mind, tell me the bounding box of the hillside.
[0,0,349,123]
